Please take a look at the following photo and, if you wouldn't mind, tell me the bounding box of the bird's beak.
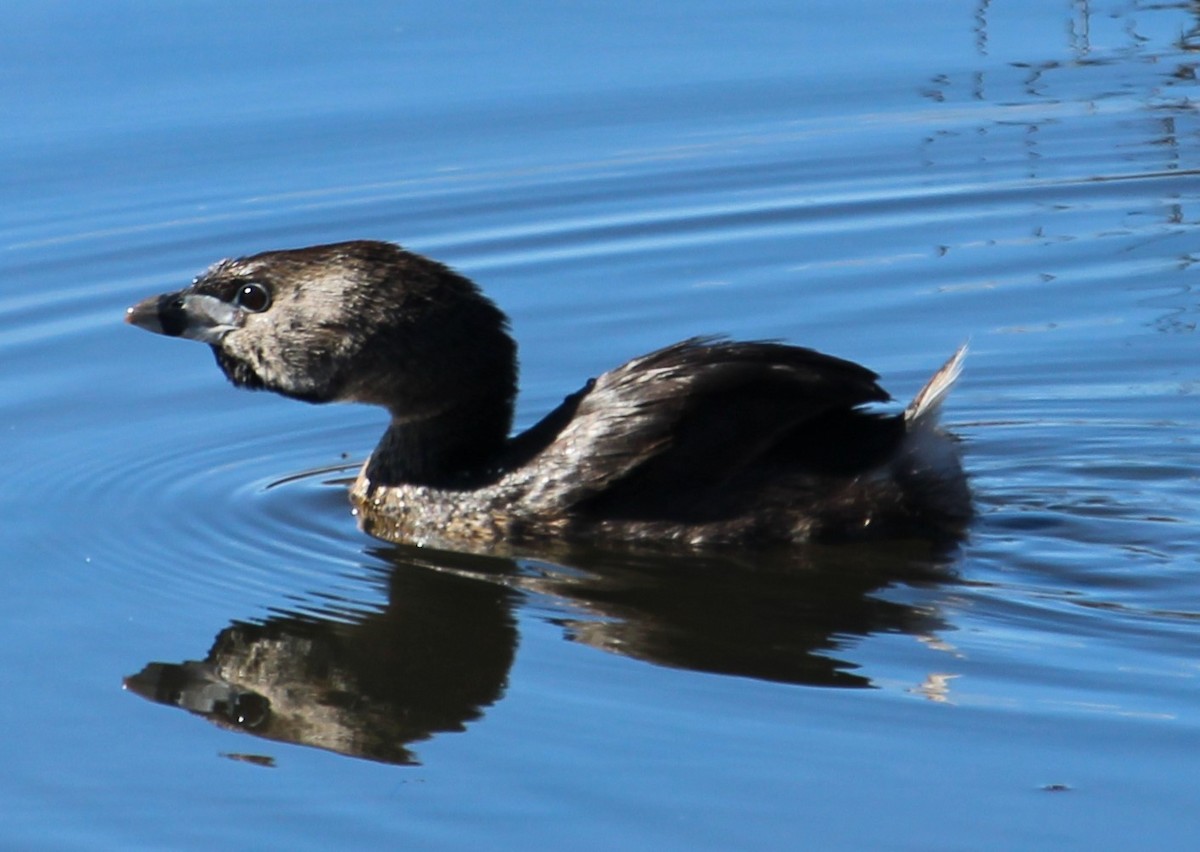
[125,292,238,344]
[125,293,177,335]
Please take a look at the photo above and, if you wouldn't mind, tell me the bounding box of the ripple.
[3,35,1196,650]
[0,246,393,614]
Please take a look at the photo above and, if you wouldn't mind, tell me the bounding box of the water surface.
[2,1,1199,849]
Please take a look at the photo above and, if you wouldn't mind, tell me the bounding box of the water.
[2,0,1199,848]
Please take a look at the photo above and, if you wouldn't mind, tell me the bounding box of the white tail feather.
[904,343,967,424]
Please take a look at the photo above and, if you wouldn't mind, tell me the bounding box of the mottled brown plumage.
[126,240,970,551]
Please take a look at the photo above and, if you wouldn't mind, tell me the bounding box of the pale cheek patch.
[178,294,240,344]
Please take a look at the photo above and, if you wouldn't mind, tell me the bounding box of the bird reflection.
[126,555,519,766]
[505,540,954,687]
[125,540,956,765]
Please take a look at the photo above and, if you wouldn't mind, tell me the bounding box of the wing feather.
[510,338,894,514]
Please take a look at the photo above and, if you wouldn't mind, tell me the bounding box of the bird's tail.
[904,343,968,425]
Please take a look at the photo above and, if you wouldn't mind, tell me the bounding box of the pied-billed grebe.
[126,240,969,549]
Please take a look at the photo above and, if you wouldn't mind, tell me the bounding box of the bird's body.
[127,240,970,551]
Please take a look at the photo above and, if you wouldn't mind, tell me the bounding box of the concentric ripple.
[0,288,381,619]
[3,41,1197,673]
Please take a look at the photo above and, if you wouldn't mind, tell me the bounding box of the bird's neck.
[364,393,513,488]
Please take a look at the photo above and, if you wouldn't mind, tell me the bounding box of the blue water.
[3,1,1199,849]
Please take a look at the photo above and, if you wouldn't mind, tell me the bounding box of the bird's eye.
[233,282,271,313]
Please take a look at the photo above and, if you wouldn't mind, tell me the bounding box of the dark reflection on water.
[126,555,519,766]
[473,541,957,688]
[126,538,957,763]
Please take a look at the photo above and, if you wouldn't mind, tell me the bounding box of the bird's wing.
[510,338,893,514]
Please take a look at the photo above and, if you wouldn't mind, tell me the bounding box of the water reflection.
[126,540,956,764]
[126,557,519,766]
[923,0,1200,185]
